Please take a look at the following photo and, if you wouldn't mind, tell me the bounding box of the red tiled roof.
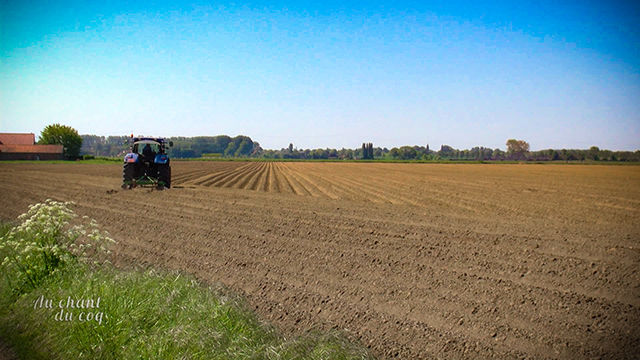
[0,133,36,145]
[0,145,63,154]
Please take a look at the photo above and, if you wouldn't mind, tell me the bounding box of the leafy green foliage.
[506,139,530,160]
[38,124,83,158]
[0,200,113,293]
[235,140,253,157]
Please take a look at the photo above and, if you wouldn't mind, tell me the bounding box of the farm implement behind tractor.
[122,136,173,190]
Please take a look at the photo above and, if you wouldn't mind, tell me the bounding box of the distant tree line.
[259,144,380,160]
[80,135,640,162]
[383,143,640,162]
[259,140,640,162]
[80,135,260,158]
[80,135,130,157]
[169,136,258,158]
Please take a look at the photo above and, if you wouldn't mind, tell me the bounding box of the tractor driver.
[142,143,156,158]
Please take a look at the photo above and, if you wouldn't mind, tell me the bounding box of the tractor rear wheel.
[122,163,135,189]
[158,165,171,189]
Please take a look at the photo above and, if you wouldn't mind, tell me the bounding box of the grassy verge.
[0,202,372,360]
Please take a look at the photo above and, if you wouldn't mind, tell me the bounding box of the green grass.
[2,265,372,359]
[0,222,12,237]
[0,210,373,360]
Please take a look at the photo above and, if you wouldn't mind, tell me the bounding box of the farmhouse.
[0,133,64,160]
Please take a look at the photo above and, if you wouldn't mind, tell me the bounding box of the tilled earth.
[0,162,638,359]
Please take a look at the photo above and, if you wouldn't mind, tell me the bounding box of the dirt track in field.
[1,161,639,359]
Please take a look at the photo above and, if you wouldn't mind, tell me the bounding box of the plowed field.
[1,161,638,359]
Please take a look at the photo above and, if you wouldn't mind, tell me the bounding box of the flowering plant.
[0,199,114,292]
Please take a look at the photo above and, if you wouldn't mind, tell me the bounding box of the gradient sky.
[1,0,639,150]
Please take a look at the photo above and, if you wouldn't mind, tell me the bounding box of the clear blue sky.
[1,0,639,150]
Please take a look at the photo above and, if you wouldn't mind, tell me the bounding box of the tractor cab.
[133,140,161,159]
[130,137,172,155]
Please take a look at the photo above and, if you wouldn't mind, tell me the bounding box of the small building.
[0,133,64,160]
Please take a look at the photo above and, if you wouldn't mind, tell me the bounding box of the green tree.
[235,140,253,157]
[223,142,238,156]
[505,139,530,160]
[399,146,417,160]
[483,148,493,160]
[213,136,232,153]
[38,124,83,158]
[438,145,454,158]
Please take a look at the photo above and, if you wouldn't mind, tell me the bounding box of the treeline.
[427,145,640,162]
[168,136,259,158]
[80,135,261,158]
[80,135,640,162]
[80,135,130,157]
[260,143,375,159]
[258,144,640,162]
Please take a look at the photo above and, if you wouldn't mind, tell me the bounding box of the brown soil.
[0,161,638,359]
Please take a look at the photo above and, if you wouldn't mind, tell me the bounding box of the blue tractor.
[122,136,173,190]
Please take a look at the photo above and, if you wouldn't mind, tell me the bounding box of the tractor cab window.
[134,143,160,157]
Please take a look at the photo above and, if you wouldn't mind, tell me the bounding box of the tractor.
[122,136,173,190]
